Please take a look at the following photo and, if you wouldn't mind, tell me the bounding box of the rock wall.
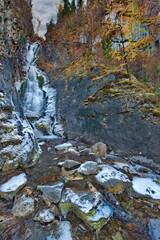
[0,0,40,171]
[51,66,160,164]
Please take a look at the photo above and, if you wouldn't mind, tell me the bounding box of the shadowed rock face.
[51,72,160,165]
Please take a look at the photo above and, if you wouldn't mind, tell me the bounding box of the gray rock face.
[0,173,27,200]
[37,182,64,203]
[12,195,35,217]
[34,209,55,223]
[52,73,160,165]
[149,219,160,240]
[78,161,99,175]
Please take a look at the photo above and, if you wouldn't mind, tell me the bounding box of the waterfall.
[21,42,63,139]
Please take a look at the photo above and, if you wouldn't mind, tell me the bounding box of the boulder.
[95,165,131,194]
[91,142,107,158]
[59,188,113,230]
[37,182,64,203]
[78,161,99,175]
[12,195,35,217]
[34,209,55,223]
[0,173,27,200]
[132,177,160,200]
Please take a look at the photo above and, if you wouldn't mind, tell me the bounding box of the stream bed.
[0,138,160,240]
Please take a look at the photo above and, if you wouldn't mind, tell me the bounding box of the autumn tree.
[101,0,154,76]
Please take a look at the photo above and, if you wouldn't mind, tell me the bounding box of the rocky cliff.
[46,58,160,171]
[0,0,40,171]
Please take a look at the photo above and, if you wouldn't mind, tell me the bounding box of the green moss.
[36,124,49,130]
[59,202,72,216]
[106,182,126,194]
[59,201,110,230]
[18,30,26,45]
[37,75,44,88]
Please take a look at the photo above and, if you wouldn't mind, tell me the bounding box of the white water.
[24,42,44,118]
[23,42,62,138]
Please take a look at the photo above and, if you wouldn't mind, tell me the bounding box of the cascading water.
[24,42,44,118]
[22,42,63,139]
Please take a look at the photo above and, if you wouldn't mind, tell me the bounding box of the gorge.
[0,0,160,240]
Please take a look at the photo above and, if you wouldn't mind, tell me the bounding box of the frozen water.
[22,42,63,138]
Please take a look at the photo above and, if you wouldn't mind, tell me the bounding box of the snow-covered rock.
[78,161,99,175]
[59,188,113,230]
[0,173,27,200]
[132,177,160,200]
[95,165,131,193]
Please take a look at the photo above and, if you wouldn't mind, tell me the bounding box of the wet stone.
[0,173,27,200]
[55,142,72,151]
[28,221,74,240]
[95,165,131,194]
[34,209,55,223]
[12,195,35,217]
[78,161,99,175]
[68,147,80,156]
[58,160,81,170]
[149,219,160,240]
[79,148,91,156]
[37,182,64,203]
[52,221,74,240]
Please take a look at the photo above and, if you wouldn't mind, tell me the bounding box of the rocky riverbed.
[0,139,159,240]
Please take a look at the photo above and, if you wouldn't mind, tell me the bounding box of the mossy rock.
[59,201,113,230]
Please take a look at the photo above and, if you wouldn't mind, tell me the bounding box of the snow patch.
[132,177,160,200]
